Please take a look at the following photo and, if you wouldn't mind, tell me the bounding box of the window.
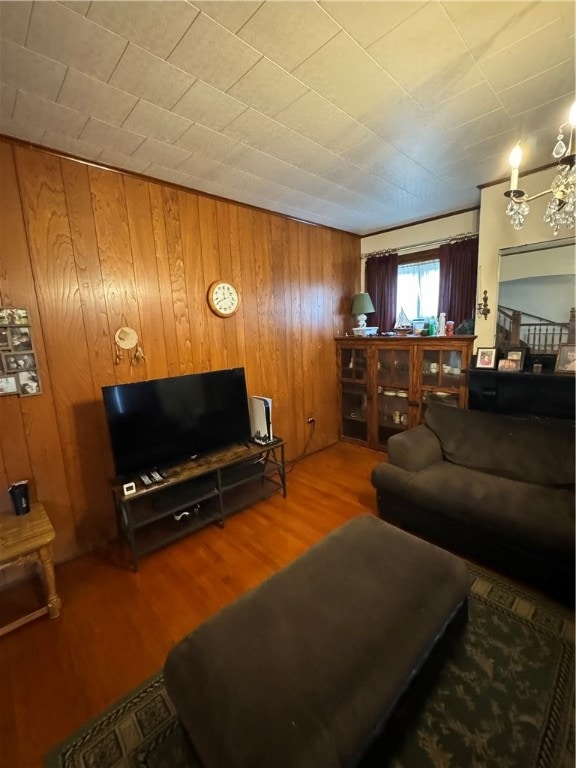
[396,257,439,322]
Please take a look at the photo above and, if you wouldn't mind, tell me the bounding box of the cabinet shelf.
[112,440,286,570]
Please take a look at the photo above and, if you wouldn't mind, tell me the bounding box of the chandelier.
[504,101,575,235]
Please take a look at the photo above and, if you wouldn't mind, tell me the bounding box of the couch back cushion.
[424,404,575,487]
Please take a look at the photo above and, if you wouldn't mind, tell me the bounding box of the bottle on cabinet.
[438,312,446,336]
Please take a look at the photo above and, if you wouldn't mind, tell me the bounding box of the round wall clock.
[207,280,240,317]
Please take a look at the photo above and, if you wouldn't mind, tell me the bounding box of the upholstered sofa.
[371,403,575,602]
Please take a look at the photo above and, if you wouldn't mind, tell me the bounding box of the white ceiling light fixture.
[504,101,576,235]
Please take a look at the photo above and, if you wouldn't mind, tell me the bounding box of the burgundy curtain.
[365,252,398,333]
[438,237,478,327]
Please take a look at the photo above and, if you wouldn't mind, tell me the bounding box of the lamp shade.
[351,292,375,315]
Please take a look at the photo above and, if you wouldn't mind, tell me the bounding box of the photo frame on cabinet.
[498,358,520,372]
[475,347,497,369]
[555,343,576,373]
[0,327,9,350]
[506,348,525,370]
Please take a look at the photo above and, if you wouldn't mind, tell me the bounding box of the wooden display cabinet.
[337,336,475,451]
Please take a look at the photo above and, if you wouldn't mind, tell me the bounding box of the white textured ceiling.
[0,0,574,235]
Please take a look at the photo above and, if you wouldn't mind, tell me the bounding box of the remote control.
[140,473,152,486]
[150,470,163,482]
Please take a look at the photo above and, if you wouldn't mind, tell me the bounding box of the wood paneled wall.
[0,139,360,564]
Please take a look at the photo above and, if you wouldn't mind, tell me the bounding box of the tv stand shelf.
[111,439,286,570]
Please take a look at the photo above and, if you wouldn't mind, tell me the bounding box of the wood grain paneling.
[0,138,360,566]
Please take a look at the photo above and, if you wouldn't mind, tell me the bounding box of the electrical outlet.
[307,417,316,424]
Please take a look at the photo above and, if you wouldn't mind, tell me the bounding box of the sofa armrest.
[387,424,443,471]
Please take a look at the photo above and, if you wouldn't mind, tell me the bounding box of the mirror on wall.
[497,237,575,353]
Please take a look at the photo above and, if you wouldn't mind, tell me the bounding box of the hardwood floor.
[0,441,383,768]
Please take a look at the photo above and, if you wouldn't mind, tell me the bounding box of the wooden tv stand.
[111,439,286,570]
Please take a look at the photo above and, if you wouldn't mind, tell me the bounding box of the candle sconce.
[477,290,491,320]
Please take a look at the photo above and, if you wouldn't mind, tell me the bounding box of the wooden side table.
[0,502,61,635]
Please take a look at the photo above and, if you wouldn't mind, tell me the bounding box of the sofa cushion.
[424,404,575,487]
[393,461,574,562]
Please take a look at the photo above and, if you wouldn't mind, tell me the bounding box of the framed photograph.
[9,352,37,371]
[475,347,497,369]
[0,327,9,349]
[498,358,520,372]
[17,369,41,396]
[555,343,576,373]
[0,307,29,326]
[507,348,525,370]
[8,326,33,351]
[0,375,18,395]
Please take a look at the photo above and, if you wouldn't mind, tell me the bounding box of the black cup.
[8,481,30,515]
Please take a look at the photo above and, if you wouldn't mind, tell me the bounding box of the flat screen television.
[102,368,252,478]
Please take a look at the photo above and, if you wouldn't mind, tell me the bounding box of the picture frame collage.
[0,308,42,396]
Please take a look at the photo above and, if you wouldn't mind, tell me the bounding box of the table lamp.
[351,293,378,336]
[352,293,375,328]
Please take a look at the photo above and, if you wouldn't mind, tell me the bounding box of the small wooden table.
[0,502,61,635]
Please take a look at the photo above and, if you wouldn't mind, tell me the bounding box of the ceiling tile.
[79,117,145,155]
[0,1,32,45]
[498,59,575,117]
[479,18,574,93]
[227,57,309,117]
[429,81,501,130]
[442,0,574,61]
[237,1,340,72]
[319,1,425,49]
[465,129,517,163]
[293,31,401,117]
[122,100,192,143]
[86,1,199,59]
[191,2,262,34]
[275,91,373,153]
[13,90,88,138]
[223,108,345,175]
[26,1,127,81]
[1,83,16,118]
[342,133,398,170]
[513,92,575,139]
[171,80,247,131]
[143,164,192,187]
[42,129,102,160]
[59,1,91,15]
[58,69,138,125]
[168,13,262,90]
[98,147,152,175]
[447,108,514,150]
[0,39,67,101]
[0,116,45,144]
[109,43,197,111]
[176,123,245,164]
[130,136,191,168]
[368,3,485,107]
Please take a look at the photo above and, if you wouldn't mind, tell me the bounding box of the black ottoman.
[164,515,469,768]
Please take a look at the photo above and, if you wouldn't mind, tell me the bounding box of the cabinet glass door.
[420,347,464,421]
[376,348,410,447]
[340,347,368,443]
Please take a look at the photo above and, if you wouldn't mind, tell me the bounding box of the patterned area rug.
[45,567,574,768]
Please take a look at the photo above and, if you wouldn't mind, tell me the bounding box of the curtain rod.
[361,231,479,259]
